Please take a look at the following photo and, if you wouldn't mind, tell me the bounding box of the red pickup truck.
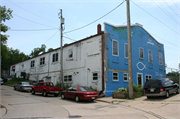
[31,82,61,97]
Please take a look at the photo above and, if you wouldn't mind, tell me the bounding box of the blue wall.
[104,23,166,96]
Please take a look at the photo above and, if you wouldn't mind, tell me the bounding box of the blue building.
[104,23,166,96]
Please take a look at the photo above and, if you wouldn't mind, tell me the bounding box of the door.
[137,73,143,86]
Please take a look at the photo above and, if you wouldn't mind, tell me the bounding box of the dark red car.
[61,86,99,102]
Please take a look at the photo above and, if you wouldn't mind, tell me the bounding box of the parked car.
[0,78,3,85]
[31,82,61,97]
[61,86,99,102]
[144,78,179,98]
[14,82,33,92]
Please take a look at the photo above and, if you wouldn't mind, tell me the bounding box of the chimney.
[97,24,101,34]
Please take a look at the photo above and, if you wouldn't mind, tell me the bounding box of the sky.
[1,0,180,72]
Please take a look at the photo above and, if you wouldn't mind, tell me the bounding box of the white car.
[0,78,4,85]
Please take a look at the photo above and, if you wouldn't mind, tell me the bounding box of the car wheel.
[14,87,16,90]
[43,90,47,97]
[91,99,95,102]
[147,96,151,99]
[31,89,35,95]
[61,94,65,99]
[165,91,169,98]
[54,93,59,97]
[20,88,23,92]
[75,96,80,102]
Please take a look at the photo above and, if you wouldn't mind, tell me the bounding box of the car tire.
[147,96,151,99]
[20,88,23,92]
[54,93,59,97]
[91,99,95,102]
[61,94,65,99]
[31,89,35,95]
[43,90,47,97]
[14,87,16,90]
[75,96,80,102]
[165,91,169,98]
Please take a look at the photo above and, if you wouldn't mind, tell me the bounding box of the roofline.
[104,22,163,46]
[10,32,104,66]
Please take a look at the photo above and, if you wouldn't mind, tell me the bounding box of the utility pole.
[179,63,180,93]
[126,0,134,99]
[59,9,64,90]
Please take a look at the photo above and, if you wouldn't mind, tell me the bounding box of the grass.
[3,78,28,86]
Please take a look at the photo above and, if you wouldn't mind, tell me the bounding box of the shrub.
[114,88,127,93]
[127,84,143,93]
[55,82,71,91]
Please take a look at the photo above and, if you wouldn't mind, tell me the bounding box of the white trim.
[123,73,129,81]
[112,39,119,56]
[112,72,119,81]
[139,47,144,59]
[137,73,143,86]
[148,50,153,63]
[124,43,128,58]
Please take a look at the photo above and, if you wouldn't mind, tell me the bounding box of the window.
[112,40,118,56]
[158,53,163,65]
[145,75,152,82]
[93,73,98,80]
[139,47,144,59]
[64,75,72,81]
[148,50,153,63]
[124,43,128,58]
[68,49,73,58]
[52,53,58,62]
[40,57,45,65]
[124,73,128,81]
[31,60,35,67]
[12,66,15,71]
[113,72,118,81]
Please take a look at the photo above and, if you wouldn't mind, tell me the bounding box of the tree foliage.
[166,71,179,77]
[47,48,54,52]
[29,44,47,57]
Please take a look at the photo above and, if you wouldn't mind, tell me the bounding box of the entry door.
[137,73,143,86]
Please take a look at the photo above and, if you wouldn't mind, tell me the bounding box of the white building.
[10,24,105,92]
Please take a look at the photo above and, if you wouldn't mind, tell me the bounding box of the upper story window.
[93,73,98,80]
[40,57,45,65]
[52,53,58,62]
[139,47,144,59]
[158,53,163,65]
[31,60,35,67]
[124,43,128,58]
[68,49,73,58]
[113,72,118,81]
[148,50,153,63]
[112,40,118,56]
[124,73,128,81]
[12,66,15,71]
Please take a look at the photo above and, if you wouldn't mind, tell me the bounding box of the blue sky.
[1,0,180,71]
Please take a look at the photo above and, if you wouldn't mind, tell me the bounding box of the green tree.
[47,48,53,52]
[29,44,46,57]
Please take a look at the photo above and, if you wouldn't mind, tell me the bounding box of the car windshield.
[22,82,30,85]
[79,87,94,91]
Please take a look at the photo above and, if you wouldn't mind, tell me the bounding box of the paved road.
[1,85,179,119]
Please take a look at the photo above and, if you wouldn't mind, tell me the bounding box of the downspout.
[48,52,51,76]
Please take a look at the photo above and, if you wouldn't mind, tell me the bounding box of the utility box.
[61,18,65,24]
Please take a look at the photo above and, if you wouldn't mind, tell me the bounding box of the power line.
[43,0,59,10]
[7,0,58,25]
[64,0,125,34]
[9,28,58,31]
[63,36,76,42]
[171,0,180,11]
[162,0,180,18]
[13,13,57,28]
[44,30,59,44]
[151,0,179,25]
[131,1,180,36]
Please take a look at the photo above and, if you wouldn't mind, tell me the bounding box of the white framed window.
[40,57,45,65]
[139,47,144,59]
[112,40,118,56]
[93,73,98,80]
[31,60,35,67]
[68,49,73,58]
[113,72,118,81]
[145,75,152,82]
[64,75,72,82]
[52,53,58,62]
[158,53,163,65]
[148,50,153,63]
[124,73,128,81]
[124,43,128,58]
